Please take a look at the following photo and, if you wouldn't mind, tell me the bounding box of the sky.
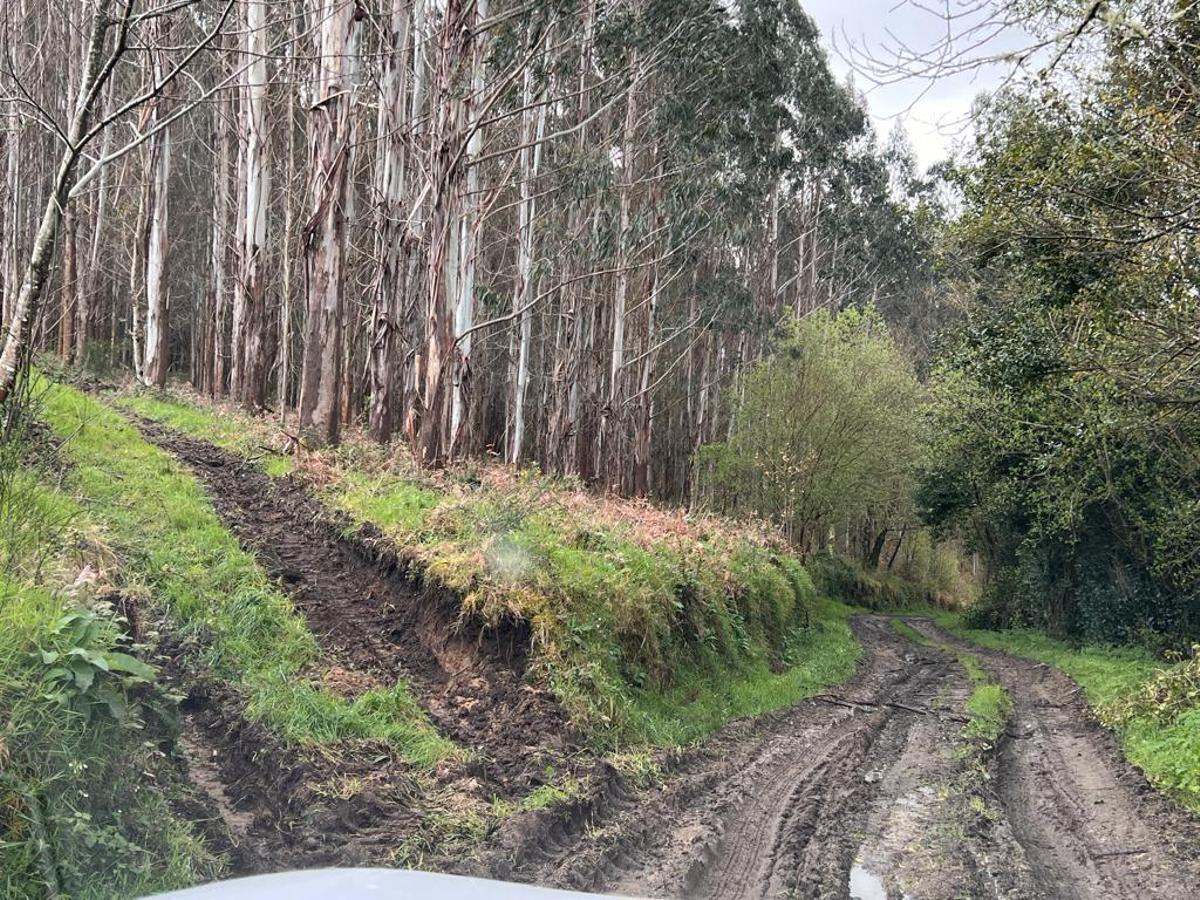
[801,0,1030,170]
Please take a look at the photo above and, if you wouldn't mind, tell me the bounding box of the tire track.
[496,617,1020,899]
[908,618,1200,900]
[135,418,581,799]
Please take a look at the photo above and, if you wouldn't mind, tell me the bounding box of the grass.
[122,386,863,750]
[923,610,1200,812]
[888,617,1012,745]
[121,392,294,477]
[1,384,223,898]
[624,598,861,746]
[42,381,455,767]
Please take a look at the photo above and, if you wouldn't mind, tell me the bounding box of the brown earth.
[133,420,1200,898]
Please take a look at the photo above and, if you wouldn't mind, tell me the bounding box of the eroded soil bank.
[135,421,1200,898]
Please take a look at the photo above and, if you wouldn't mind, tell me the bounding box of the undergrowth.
[1,381,219,898]
[122,388,861,749]
[42,381,454,767]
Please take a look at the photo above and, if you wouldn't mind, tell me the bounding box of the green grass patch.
[963,682,1013,743]
[41,381,454,767]
[889,617,933,647]
[621,598,861,746]
[121,391,294,477]
[1,383,221,897]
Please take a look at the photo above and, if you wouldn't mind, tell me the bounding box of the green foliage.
[923,49,1200,643]
[41,382,455,766]
[1103,647,1200,729]
[37,609,156,724]
[696,307,925,555]
[0,382,219,898]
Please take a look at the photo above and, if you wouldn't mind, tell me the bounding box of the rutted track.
[487,616,1039,899]
[137,419,582,799]
[484,617,1200,899]
[908,618,1200,900]
[131,419,1200,896]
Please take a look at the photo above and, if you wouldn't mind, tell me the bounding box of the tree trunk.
[449,0,489,458]
[298,0,362,445]
[235,0,272,409]
[508,28,549,464]
[368,0,414,441]
[141,80,171,388]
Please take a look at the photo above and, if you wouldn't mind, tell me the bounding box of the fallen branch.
[812,694,970,723]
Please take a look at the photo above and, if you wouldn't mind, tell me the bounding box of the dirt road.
[137,421,1200,898]
[498,617,1200,899]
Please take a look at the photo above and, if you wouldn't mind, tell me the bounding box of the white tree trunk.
[449,0,489,454]
[142,122,170,386]
[508,38,549,464]
[235,0,271,407]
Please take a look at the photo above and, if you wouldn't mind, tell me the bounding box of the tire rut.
[134,418,583,801]
[908,618,1200,900]
[494,616,1033,900]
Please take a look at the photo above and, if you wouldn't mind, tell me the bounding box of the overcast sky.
[802,0,1029,170]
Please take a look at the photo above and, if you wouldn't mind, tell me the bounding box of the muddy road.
[135,421,1200,898]
[502,618,1200,900]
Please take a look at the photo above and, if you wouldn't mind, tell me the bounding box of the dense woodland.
[0,0,938,502]
[2,0,1198,646]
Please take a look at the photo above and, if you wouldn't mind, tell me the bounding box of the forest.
[1,1,1199,899]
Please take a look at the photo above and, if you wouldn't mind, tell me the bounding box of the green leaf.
[69,660,96,693]
[103,652,155,680]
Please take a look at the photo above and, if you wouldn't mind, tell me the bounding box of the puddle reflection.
[849,863,888,900]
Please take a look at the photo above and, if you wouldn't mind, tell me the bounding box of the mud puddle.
[848,864,888,900]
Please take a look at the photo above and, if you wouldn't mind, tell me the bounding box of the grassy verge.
[43,382,454,766]
[119,388,860,749]
[923,610,1199,812]
[1,386,220,897]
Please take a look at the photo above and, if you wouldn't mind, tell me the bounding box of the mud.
[136,420,581,799]
[909,618,1200,900]
[131,419,1200,897]
[482,617,1044,899]
[476,617,1200,899]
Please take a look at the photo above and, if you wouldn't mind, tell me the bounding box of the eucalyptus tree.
[0,0,238,407]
